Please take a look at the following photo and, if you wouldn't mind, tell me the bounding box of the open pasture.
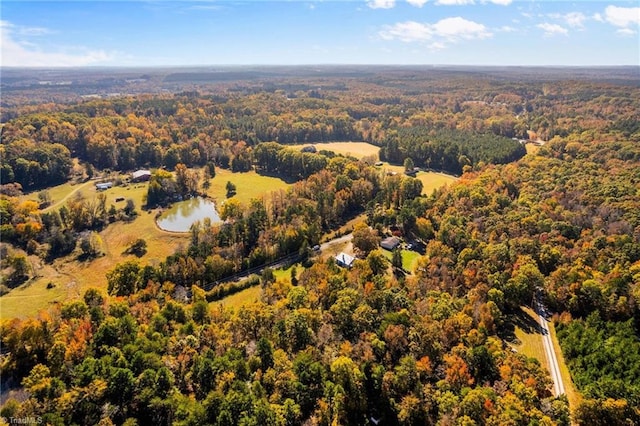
[288,141,380,160]
[206,168,291,205]
[416,171,458,195]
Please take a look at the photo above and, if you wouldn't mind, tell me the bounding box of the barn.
[132,169,151,182]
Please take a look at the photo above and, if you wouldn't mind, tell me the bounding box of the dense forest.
[1,68,639,425]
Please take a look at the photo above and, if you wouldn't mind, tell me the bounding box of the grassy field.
[207,169,291,205]
[382,249,421,273]
[288,141,380,159]
[210,285,262,310]
[279,142,458,197]
[272,264,301,282]
[512,306,549,363]
[416,171,458,195]
[20,180,93,211]
[0,279,67,319]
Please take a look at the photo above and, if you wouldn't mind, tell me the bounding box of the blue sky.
[1,1,639,66]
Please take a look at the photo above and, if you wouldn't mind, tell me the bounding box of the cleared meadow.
[288,141,380,159]
[416,171,457,195]
[207,168,291,205]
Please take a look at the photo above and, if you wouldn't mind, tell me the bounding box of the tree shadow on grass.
[500,306,545,344]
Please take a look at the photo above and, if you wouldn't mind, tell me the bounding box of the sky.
[1,0,639,67]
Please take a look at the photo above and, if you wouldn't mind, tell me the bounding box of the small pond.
[156,197,222,232]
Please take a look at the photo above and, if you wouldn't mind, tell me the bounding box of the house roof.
[96,182,113,189]
[381,236,401,250]
[132,169,151,179]
[335,252,355,267]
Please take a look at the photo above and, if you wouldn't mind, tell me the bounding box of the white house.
[335,252,355,268]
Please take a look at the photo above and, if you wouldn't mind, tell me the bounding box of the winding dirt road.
[42,180,94,212]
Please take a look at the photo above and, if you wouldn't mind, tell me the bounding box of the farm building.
[380,236,401,251]
[96,182,113,191]
[335,252,355,268]
[132,169,151,182]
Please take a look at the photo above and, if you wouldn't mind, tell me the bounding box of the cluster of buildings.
[95,169,151,191]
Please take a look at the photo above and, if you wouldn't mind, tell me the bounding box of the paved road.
[535,296,566,396]
[320,233,353,251]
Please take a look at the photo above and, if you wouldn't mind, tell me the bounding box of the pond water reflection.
[156,197,221,232]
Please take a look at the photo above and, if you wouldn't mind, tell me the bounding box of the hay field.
[288,141,380,159]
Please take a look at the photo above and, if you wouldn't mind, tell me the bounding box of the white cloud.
[367,0,396,9]
[436,0,474,5]
[564,12,587,28]
[484,0,512,5]
[593,13,604,23]
[407,0,428,7]
[498,25,516,32]
[435,0,511,5]
[604,5,640,28]
[1,20,113,67]
[433,17,492,40]
[380,21,433,42]
[380,17,492,47]
[616,28,637,36]
[16,26,53,37]
[429,41,447,51]
[537,23,568,36]
[548,11,586,28]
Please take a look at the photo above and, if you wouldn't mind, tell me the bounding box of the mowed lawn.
[382,249,421,273]
[416,171,457,195]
